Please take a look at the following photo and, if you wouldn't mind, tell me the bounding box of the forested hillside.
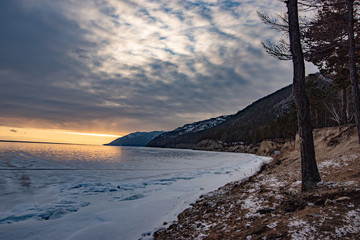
[148,73,343,149]
[106,131,164,146]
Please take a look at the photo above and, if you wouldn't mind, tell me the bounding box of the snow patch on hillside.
[165,115,232,137]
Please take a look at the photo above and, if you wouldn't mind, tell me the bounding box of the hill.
[105,131,164,146]
[147,84,293,148]
[148,73,339,149]
[147,115,232,149]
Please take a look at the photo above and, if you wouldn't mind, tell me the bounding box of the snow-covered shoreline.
[154,125,360,239]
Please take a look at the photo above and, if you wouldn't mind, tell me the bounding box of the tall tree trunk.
[341,88,348,125]
[287,0,321,191]
[347,87,353,121]
[347,0,360,143]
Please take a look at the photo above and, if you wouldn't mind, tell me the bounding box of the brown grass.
[154,124,360,240]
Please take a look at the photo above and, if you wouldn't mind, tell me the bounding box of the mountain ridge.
[147,73,339,149]
[105,131,164,146]
[109,73,338,149]
[147,84,294,148]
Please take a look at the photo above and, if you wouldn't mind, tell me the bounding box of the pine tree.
[303,0,360,142]
[303,0,358,125]
[286,0,322,191]
[347,0,360,143]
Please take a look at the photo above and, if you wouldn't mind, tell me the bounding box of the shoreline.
[142,153,272,240]
[154,124,360,239]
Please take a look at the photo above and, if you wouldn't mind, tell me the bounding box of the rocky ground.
[154,124,360,239]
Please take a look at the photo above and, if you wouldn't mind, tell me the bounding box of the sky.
[0,0,317,144]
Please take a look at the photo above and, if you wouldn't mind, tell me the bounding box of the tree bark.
[347,0,360,143]
[341,88,348,125]
[287,0,321,191]
[347,87,353,121]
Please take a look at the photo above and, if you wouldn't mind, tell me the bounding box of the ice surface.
[0,142,270,240]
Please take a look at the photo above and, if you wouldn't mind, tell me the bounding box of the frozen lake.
[0,142,270,240]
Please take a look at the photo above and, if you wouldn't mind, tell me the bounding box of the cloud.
[0,0,314,134]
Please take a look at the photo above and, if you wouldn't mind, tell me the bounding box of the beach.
[155,125,360,239]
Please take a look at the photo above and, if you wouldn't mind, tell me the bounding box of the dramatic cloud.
[0,0,316,134]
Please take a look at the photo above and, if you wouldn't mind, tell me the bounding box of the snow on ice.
[0,143,270,240]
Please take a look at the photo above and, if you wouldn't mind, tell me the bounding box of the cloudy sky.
[0,0,317,140]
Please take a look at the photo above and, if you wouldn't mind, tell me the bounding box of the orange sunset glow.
[0,0,298,140]
[0,126,121,145]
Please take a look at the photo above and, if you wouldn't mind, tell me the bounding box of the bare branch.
[262,40,292,60]
[257,11,289,33]
[325,103,342,124]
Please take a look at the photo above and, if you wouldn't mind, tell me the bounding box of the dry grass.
[154,124,360,240]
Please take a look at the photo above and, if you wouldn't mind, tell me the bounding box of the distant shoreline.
[0,139,97,146]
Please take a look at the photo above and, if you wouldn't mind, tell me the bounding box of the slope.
[148,84,294,148]
[154,124,360,239]
[148,73,339,149]
[106,131,164,146]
